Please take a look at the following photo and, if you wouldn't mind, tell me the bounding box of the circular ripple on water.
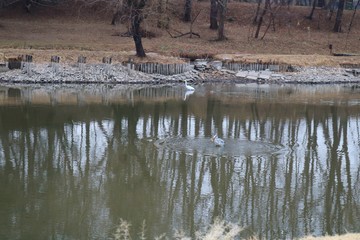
[154,136,283,157]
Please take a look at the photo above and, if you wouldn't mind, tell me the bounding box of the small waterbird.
[211,134,225,147]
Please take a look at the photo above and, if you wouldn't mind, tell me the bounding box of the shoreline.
[0,61,359,85]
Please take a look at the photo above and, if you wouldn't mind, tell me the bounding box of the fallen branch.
[167,9,202,38]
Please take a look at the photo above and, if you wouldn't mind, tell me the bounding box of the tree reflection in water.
[0,84,360,239]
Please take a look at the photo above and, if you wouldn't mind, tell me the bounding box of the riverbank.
[0,59,359,85]
[1,0,360,85]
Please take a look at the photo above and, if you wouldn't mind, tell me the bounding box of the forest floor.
[0,1,359,67]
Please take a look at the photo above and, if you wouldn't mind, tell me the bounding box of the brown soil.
[0,1,359,66]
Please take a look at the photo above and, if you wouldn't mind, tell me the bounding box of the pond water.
[1,83,360,239]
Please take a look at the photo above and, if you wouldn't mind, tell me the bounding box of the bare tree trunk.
[24,0,32,13]
[217,0,228,40]
[255,0,270,38]
[318,0,325,7]
[348,0,360,32]
[130,0,147,57]
[326,0,336,20]
[307,0,317,20]
[333,0,345,32]
[132,15,146,57]
[253,0,263,24]
[210,0,218,29]
[183,0,192,22]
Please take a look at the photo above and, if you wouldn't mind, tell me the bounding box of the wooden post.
[7,57,22,69]
[127,58,134,70]
[102,57,112,64]
[51,56,60,63]
[78,56,86,74]
[24,55,33,62]
[78,56,86,64]
[22,54,33,75]
[51,56,60,75]
[102,57,112,75]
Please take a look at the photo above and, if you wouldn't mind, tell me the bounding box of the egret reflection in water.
[183,90,194,101]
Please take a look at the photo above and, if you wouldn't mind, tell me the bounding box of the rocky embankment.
[0,61,359,85]
[276,66,360,84]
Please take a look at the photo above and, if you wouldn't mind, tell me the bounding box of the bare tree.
[128,0,148,57]
[217,0,228,40]
[109,0,149,57]
[183,0,192,22]
[0,0,64,13]
[253,0,262,24]
[307,0,317,20]
[111,0,127,25]
[24,0,31,13]
[255,0,270,38]
[333,0,345,32]
[210,0,218,29]
[348,0,360,33]
[326,0,336,20]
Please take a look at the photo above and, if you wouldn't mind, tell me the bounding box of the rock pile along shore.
[0,60,359,85]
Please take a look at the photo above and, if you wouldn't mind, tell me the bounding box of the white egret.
[211,134,225,147]
[184,80,195,91]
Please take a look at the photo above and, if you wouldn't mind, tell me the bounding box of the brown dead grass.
[0,1,359,66]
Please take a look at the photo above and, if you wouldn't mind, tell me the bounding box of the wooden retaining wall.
[124,62,191,75]
[4,54,191,76]
[4,54,297,76]
[340,63,360,68]
[223,61,292,72]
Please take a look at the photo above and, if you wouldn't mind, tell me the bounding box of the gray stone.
[221,69,236,75]
[209,61,223,70]
[236,71,248,78]
[258,70,272,80]
[246,71,259,80]
[194,59,208,71]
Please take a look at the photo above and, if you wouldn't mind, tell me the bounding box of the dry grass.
[0,1,360,66]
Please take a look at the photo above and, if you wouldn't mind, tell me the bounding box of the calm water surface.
[1,83,360,239]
